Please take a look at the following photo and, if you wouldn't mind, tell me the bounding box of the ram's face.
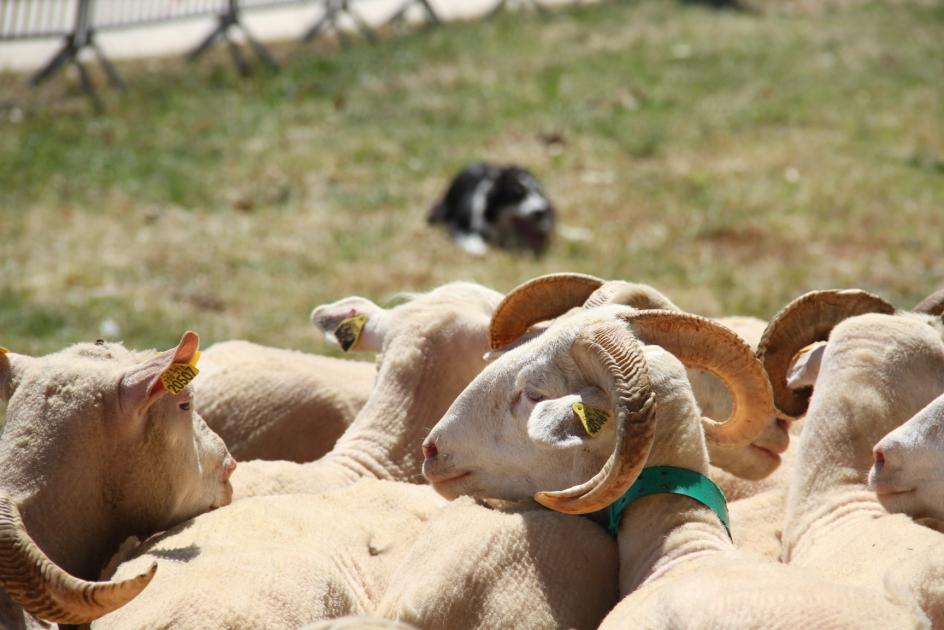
[870,392,944,521]
[422,310,616,503]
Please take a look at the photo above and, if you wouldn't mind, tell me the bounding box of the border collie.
[428,163,555,256]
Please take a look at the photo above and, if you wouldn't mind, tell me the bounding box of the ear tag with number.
[334,314,368,352]
[572,402,611,437]
[160,351,201,395]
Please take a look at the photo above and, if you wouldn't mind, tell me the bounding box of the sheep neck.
[327,320,487,485]
[782,323,944,556]
[10,480,119,582]
[615,393,730,595]
[0,408,119,581]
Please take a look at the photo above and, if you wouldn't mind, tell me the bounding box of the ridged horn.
[622,310,775,447]
[490,273,603,350]
[583,281,681,311]
[914,288,944,317]
[534,321,656,514]
[0,493,157,624]
[757,290,895,420]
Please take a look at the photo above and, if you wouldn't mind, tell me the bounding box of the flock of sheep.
[1,274,943,629]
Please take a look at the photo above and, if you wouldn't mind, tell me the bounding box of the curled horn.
[914,288,944,317]
[756,290,895,420]
[0,494,157,624]
[583,282,681,311]
[534,321,656,514]
[622,310,775,447]
[489,273,603,350]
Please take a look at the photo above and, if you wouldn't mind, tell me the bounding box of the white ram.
[0,334,235,627]
[231,281,503,498]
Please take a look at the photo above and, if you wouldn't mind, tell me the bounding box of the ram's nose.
[422,440,438,462]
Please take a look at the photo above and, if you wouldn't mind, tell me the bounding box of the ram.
[422,305,930,627]
[486,273,791,487]
[759,289,944,624]
[232,281,503,498]
[0,333,235,628]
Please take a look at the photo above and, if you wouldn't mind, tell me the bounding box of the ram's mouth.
[424,469,471,485]
[870,481,916,498]
[876,489,915,498]
[747,443,782,466]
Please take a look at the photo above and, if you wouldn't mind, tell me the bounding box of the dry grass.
[0,0,942,359]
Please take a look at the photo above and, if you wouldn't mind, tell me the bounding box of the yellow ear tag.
[572,402,610,437]
[160,351,201,395]
[334,314,368,352]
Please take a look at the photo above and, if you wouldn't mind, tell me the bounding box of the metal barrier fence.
[0,0,448,106]
[1,0,77,40]
[0,0,320,38]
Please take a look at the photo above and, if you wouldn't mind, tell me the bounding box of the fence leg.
[223,30,250,76]
[385,0,441,27]
[189,0,278,73]
[74,58,104,111]
[342,1,377,42]
[188,23,225,62]
[417,0,441,23]
[92,39,126,90]
[302,12,331,42]
[239,24,279,70]
[30,36,79,86]
[302,0,375,45]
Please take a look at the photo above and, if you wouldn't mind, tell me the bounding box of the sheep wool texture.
[375,498,619,630]
[597,553,930,630]
[195,340,376,462]
[93,480,448,630]
[780,313,944,625]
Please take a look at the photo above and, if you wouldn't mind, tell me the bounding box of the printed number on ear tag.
[334,314,368,352]
[572,402,610,437]
[160,351,201,395]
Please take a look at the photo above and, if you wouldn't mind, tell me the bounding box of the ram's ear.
[310,297,386,353]
[119,332,200,416]
[786,341,827,390]
[527,388,614,450]
[0,350,34,403]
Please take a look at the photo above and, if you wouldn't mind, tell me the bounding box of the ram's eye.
[525,389,545,403]
[178,401,192,412]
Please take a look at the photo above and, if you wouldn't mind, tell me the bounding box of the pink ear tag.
[160,351,201,395]
[572,402,610,437]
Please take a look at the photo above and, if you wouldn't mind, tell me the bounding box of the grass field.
[0,0,942,359]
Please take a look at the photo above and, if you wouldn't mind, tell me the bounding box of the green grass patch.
[0,0,942,359]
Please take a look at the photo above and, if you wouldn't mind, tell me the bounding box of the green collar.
[606,466,731,540]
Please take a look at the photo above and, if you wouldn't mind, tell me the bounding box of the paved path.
[0,0,504,72]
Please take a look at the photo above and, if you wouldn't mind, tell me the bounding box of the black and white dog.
[428,163,556,256]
